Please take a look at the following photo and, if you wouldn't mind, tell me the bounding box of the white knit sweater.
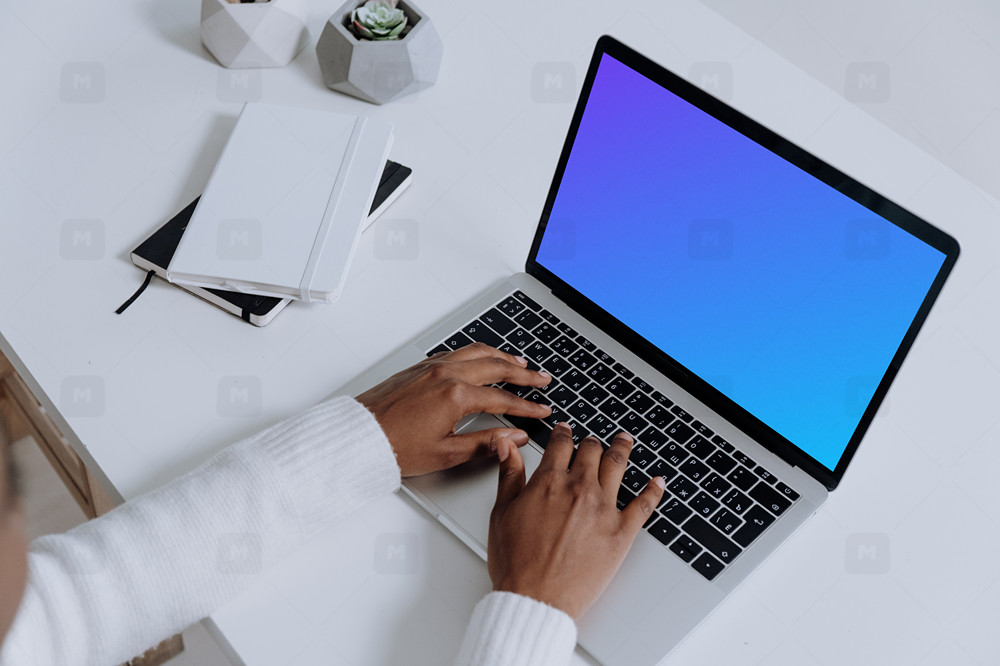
[0,397,576,665]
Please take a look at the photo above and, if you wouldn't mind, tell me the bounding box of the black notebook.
[123,160,412,326]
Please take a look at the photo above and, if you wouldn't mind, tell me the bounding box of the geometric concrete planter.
[201,0,309,69]
[316,0,443,104]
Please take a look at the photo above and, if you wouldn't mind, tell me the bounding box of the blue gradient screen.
[536,54,946,470]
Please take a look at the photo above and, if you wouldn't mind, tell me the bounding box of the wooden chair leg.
[125,634,186,666]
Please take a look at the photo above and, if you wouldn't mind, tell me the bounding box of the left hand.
[356,343,553,477]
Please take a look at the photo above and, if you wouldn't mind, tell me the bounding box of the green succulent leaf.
[351,0,408,41]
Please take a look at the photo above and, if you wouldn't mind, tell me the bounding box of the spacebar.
[504,415,553,448]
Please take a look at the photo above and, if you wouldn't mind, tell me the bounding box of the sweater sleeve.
[454,592,577,666]
[0,396,400,666]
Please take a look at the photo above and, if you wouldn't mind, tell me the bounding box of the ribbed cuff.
[256,396,401,537]
[454,591,577,666]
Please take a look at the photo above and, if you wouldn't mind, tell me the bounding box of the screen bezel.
[525,35,960,490]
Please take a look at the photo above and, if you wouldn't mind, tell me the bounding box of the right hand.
[486,424,666,620]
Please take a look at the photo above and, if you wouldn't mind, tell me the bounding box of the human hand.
[487,424,666,620]
[356,343,552,477]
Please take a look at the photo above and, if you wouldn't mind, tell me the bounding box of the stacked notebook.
[122,103,411,326]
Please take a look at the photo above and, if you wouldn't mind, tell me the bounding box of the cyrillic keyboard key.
[706,450,737,475]
[666,421,696,444]
[689,491,719,517]
[662,442,689,467]
[701,472,732,498]
[551,335,579,357]
[628,443,657,469]
[606,378,635,400]
[732,505,775,547]
[580,383,610,406]
[522,341,554,365]
[668,476,698,501]
[568,399,597,424]
[587,414,617,440]
[622,467,650,494]
[563,369,588,392]
[661,498,694,526]
[721,489,752,514]
[683,515,741,563]
[686,435,715,459]
[506,328,534,350]
[638,426,670,450]
[646,459,678,483]
[619,411,649,435]
[680,457,709,483]
[710,508,742,535]
[599,398,629,421]
[533,322,560,343]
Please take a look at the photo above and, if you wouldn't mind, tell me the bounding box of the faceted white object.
[201,0,308,69]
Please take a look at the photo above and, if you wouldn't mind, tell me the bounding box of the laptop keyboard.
[427,290,800,581]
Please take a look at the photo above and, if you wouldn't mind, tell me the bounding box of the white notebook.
[166,103,393,303]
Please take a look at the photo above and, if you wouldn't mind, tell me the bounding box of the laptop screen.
[533,51,950,476]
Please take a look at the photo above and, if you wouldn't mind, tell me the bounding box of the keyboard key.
[481,308,516,336]
[444,331,474,350]
[512,290,541,311]
[710,508,743,535]
[551,335,579,357]
[631,377,652,393]
[646,406,673,429]
[775,482,800,501]
[721,489,752,514]
[753,466,776,484]
[732,506,775,547]
[691,420,714,437]
[683,515,741,564]
[580,383,610,406]
[578,337,597,352]
[648,518,681,547]
[749,483,792,516]
[661,498,694,526]
[686,435,715,459]
[462,320,504,348]
[691,553,724,581]
[563,369,589,392]
[668,476,698,501]
[714,437,735,453]
[515,309,543,331]
[543,355,572,377]
[587,363,617,384]
[546,385,576,411]
[568,399,597,424]
[662,442,689,467]
[670,405,693,422]
[732,451,755,468]
[594,350,615,365]
[651,390,673,407]
[706,450,737,475]
[501,383,534,399]
[613,362,635,380]
[619,411,649,436]
[646,459,678,483]
[726,465,758,491]
[522,341,554,365]
[638,425,670,450]
[680,458,709,483]
[539,309,559,324]
[506,328,535,350]
[504,414,552,448]
[689,491,720,517]
[626,390,655,415]
[669,535,702,562]
[497,296,525,318]
[587,414,617,440]
[568,349,598,371]
[606,377,635,400]
[666,421,695,444]
[556,322,578,337]
[498,342,518,356]
[617,486,636,510]
[533,322,560,344]
[427,344,450,356]
[622,467,650,494]
[629,443,657,469]
[701,472,732,498]
[599,397,629,421]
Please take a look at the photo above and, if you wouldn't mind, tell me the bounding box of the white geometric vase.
[201,0,309,69]
[316,0,443,104]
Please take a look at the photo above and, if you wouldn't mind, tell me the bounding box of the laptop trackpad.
[404,414,544,552]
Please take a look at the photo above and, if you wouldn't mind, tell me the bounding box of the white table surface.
[2,1,998,664]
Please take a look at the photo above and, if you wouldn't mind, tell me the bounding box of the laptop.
[335,36,959,665]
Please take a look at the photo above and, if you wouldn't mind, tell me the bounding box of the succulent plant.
[350,0,409,41]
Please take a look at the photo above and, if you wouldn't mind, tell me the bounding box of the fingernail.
[498,440,510,462]
[653,476,666,489]
[555,421,571,431]
[538,370,551,379]
[614,431,633,442]
[516,356,528,365]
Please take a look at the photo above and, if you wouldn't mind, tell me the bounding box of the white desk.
[2,1,998,664]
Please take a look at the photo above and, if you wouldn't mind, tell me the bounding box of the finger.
[463,385,552,419]
[494,437,526,511]
[450,356,551,389]
[598,431,634,491]
[535,422,575,473]
[570,435,604,476]
[621,476,667,533]
[445,342,527,367]
[448,427,531,467]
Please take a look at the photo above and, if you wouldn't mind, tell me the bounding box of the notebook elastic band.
[115,270,156,315]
